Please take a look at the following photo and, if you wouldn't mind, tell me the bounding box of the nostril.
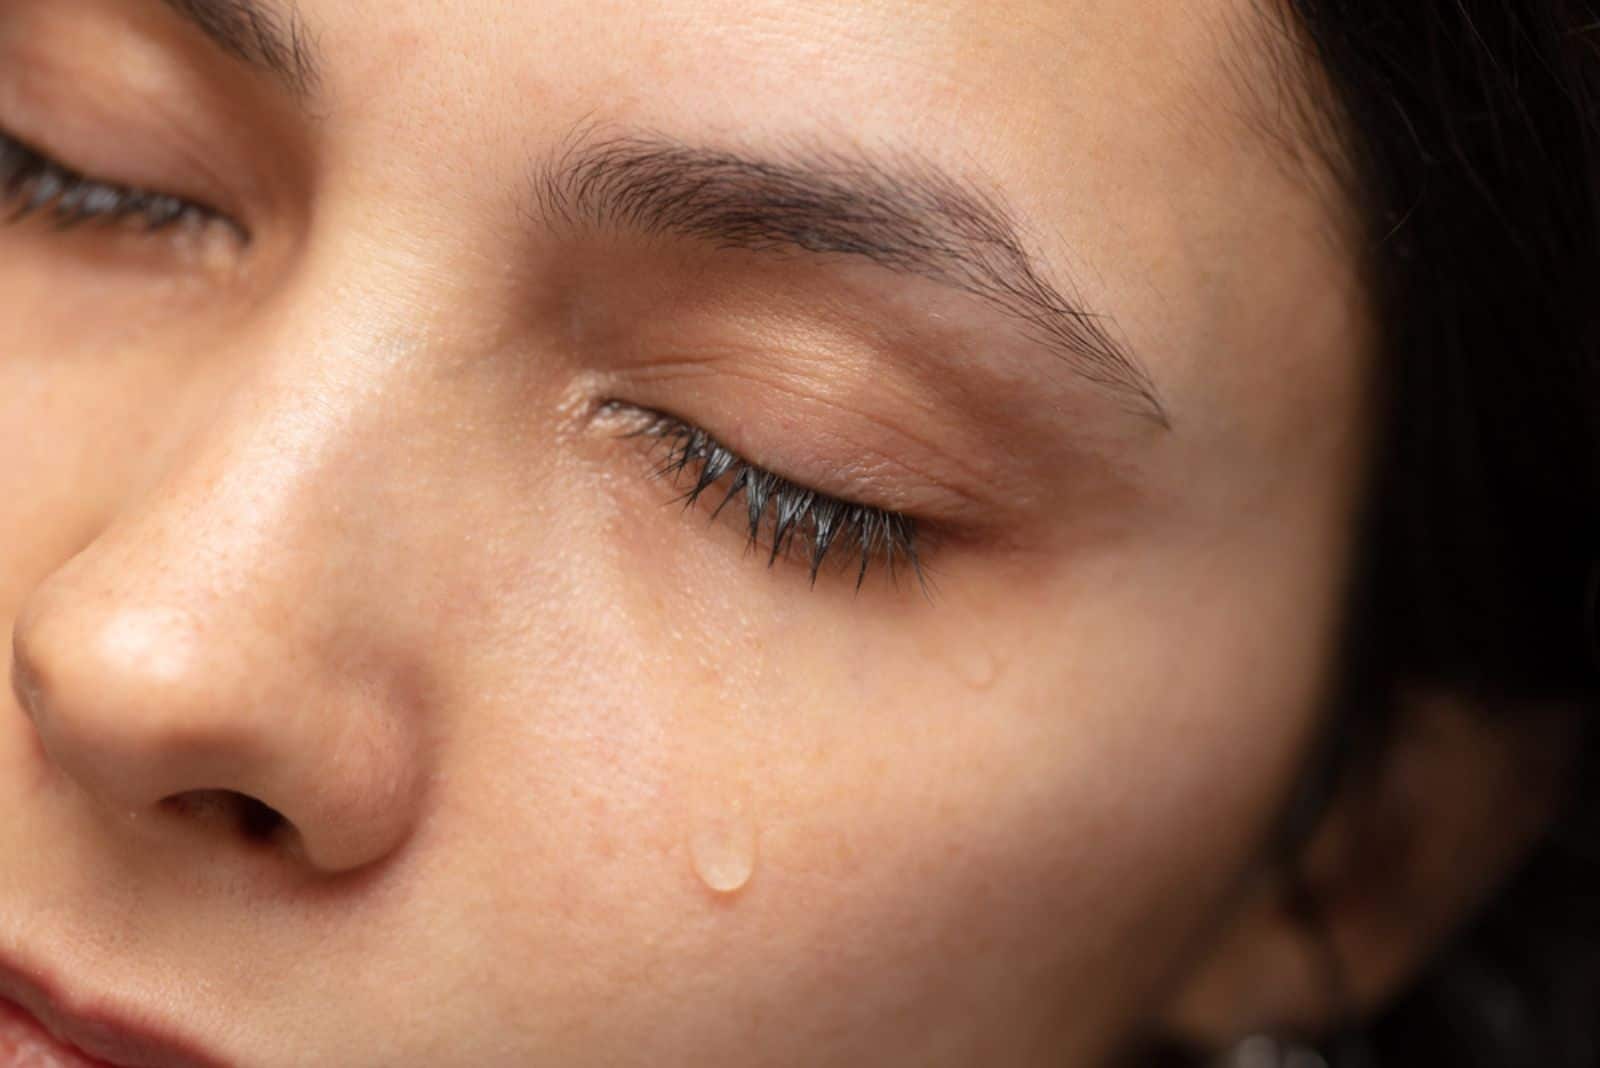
[237,795,288,842]
[161,790,288,845]
[9,640,44,722]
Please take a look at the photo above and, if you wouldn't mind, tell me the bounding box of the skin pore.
[0,0,1384,1064]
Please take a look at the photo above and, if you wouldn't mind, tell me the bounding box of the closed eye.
[0,128,240,241]
[609,402,928,593]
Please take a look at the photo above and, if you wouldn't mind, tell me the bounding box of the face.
[0,1,1373,1064]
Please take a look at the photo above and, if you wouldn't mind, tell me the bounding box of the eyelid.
[0,128,241,243]
[0,41,253,227]
[586,346,1021,526]
[604,401,930,592]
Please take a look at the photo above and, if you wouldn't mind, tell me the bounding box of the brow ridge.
[157,0,320,97]
[534,127,1169,426]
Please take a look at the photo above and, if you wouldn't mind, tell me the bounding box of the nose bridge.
[70,293,416,674]
[10,273,446,872]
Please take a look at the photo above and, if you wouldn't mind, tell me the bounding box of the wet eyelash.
[0,129,221,233]
[616,404,926,591]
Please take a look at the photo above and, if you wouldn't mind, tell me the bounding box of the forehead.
[314,0,1284,205]
[281,0,1353,433]
[83,0,1359,458]
[326,0,1253,122]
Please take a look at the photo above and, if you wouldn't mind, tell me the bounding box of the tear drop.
[689,798,757,895]
[954,639,1000,691]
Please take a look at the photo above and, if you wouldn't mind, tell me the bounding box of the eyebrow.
[534,130,1170,427]
[156,0,320,98]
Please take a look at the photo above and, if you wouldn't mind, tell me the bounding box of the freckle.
[831,831,858,868]
[689,796,757,895]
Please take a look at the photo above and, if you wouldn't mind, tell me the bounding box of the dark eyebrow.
[533,129,1170,427]
[157,0,320,98]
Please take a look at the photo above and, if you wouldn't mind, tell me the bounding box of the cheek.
[392,467,1342,1063]
[746,586,1326,1062]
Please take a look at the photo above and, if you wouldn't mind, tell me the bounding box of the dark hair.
[1261,2,1600,1064]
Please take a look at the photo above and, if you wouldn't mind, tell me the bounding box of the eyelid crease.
[608,356,1008,517]
[605,401,931,595]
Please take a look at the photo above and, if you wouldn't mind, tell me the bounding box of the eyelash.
[615,403,926,591]
[0,128,225,235]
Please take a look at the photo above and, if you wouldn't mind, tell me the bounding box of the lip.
[0,950,227,1068]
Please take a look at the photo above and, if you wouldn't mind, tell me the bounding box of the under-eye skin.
[0,128,241,243]
[607,401,928,592]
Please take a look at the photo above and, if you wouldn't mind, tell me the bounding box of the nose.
[8,382,431,875]
[11,599,423,872]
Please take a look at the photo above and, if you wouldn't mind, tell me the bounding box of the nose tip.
[10,585,424,874]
